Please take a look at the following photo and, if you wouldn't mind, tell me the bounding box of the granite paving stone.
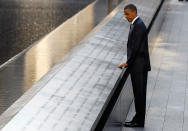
[123,0,188,131]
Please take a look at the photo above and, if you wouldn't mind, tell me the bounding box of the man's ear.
[133,10,137,15]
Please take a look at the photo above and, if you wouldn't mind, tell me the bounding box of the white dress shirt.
[131,16,139,24]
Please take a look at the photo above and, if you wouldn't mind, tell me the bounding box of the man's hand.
[117,63,128,69]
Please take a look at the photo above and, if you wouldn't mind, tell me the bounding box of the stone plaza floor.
[123,0,188,131]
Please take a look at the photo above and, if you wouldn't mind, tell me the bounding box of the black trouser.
[130,71,148,124]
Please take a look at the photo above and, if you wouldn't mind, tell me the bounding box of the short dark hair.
[124,4,137,13]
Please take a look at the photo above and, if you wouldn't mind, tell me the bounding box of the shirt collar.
[131,16,139,24]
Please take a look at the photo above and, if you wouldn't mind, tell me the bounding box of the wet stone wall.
[0,0,94,65]
[0,0,122,65]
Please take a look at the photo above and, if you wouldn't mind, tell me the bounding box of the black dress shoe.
[123,121,144,127]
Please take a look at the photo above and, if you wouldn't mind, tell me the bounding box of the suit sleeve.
[126,24,145,66]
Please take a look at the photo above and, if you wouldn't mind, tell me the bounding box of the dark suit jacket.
[126,17,151,72]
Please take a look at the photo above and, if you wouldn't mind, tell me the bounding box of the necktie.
[130,24,133,30]
[128,24,133,37]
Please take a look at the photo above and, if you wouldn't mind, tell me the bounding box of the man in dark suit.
[118,4,151,127]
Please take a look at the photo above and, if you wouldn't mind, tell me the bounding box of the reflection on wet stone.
[0,0,95,65]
